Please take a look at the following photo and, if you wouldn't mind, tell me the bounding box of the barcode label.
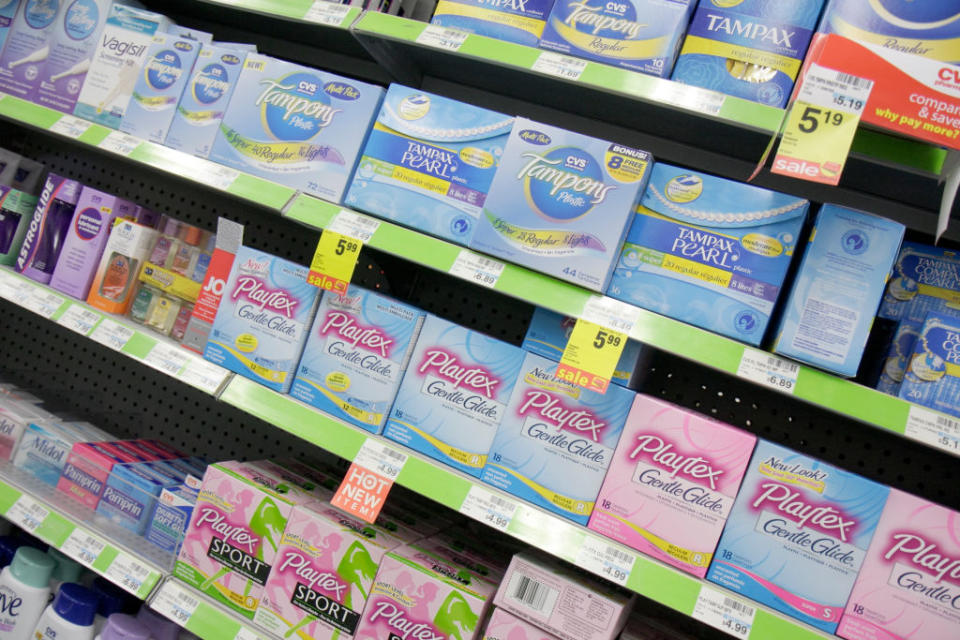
[724,596,754,616]
[57,305,102,335]
[905,405,960,454]
[50,115,92,139]
[62,529,106,567]
[575,534,634,586]
[737,348,799,395]
[144,342,189,377]
[507,572,559,615]
[99,131,141,156]
[798,64,873,117]
[6,495,48,533]
[837,72,870,89]
[416,24,469,51]
[90,319,134,351]
[233,628,263,640]
[152,581,200,627]
[22,289,64,318]
[449,250,504,289]
[532,51,587,81]
[581,296,641,335]
[654,82,726,116]
[327,209,380,243]
[304,0,352,26]
[178,360,230,394]
[459,485,516,532]
[354,438,407,480]
[693,585,755,639]
[105,552,154,597]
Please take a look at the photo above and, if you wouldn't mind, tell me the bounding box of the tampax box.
[430,0,555,47]
[819,0,960,63]
[384,314,524,478]
[15,174,82,285]
[898,312,960,419]
[470,118,651,292]
[837,488,960,640]
[773,204,905,377]
[165,44,248,158]
[254,502,407,640]
[0,186,37,267]
[0,0,62,99]
[482,351,634,525]
[204,246,321,393]
[706,439,890,633]
[495,551,634,640]
[209,54,384,204]
[175,460,325,618]
[345,85,513,245]
[876,318,923,396]
[56,441,141,510]
[291,284,425,434]
[538,0,695,77]
[86,218,159,315]
[608,164,808,346]
[878,241,960,323]
[672,0,825,107]
[353,542,498,640]
[484,607,562,640]
[588,394,756,578]
[119,32,203,144]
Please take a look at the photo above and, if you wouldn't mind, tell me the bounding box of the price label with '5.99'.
[308,230,362,295]
[557,319,627,393]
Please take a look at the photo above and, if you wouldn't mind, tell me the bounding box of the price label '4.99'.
[557,319,627,393]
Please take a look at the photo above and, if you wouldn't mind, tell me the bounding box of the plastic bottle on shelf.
[0,534,22,567]
[48,548,84,595]
[135,606,180,640]
[0,546,56,640]
[32,582,99,640]
[91,577,136,638]
[94,614,150,640]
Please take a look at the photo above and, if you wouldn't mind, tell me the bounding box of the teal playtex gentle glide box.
[119,33,202,144]
[345,85,514,245]
[482,352,634,525]
[899,313,960,419]
[204,246,322,393]
[878,242,960,323]
[209,54,384,204]
[608,163,808,346]
[876,318,923,396]
[384,314,524,478]
[773,204,905,377]
[164,44,248,158]
[470,117,652,292]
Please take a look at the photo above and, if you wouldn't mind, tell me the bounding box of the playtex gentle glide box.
[879,242,960,323]
[773,205,905,377]
[346,85,513,245]
[539,0,694,77]
[119,32,202,144]
[384,314,524,477]
[0,186,37,267]
[837,488,960,640]
[470,118,651,292]
[876,318,923,396]
[672,0,824,108]
[899,312,960,419]
[495,551,633,640]
[430,0,554,47]
[484,607,561,640]
[608,164,807,346]
[707,439,890,633]
[819,0,960,63]
[0,0,62,99]
[165,44,248,158]
[15,174,83,285]
[589,394,755,578]
[291,284,425,434]
[175,460,324,618]
[209,54,383,204]
[482,352,634,525]
[205,246,321,393]
[354,542,497,640]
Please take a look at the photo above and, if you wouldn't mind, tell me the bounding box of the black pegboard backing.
[639,349,960,511]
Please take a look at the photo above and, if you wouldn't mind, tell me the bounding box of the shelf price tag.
[327,210,380,243]
[532,51,587,81]
[772,64,873,185]
[332,439,407,524]
[557,319,625,393]
[57,305,102,335]
[22,289,64,318]
[575,535,635,586]
[304,0,352,26]
[693,585,756,639]
[197,163,239,191]
[105,551,153,597]
[737,348,799,394]
[6,495,49,534]
[459,485,517,532]
[152,581,200,628]
[144,342,189,377]
[308,230,361,295]
[99,131,141,156]
[179,360,230,395]
[62,529,106,567]
[416,24,468,51]
[50,115,92,139]
[90,318,135,351]
[449,250,504,289]
[233,627,265,640]
[905,405,960,454]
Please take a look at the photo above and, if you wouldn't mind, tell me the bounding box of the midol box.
[0,0,63,99]
[672,0,825,107]
[291,285,425,434]
[878,242,960,323]
[0,186,37,266]
[482,352,634,525]
[588,394,755,577]
[345,85,513,245]
[470,118,651,292]
[707,439,890,634]
[430,0,555,47]
[875,318,923,396]
[209,54,384,204]
[384,314,524,478]
[837,488,960,640]
[204,246,321,393]
[899,312,960,419]
[13,419,88,485]
[538,0,695,76]
[773,204,905,377]
[608,164,808,346]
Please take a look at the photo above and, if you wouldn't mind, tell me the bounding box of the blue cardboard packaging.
[878,242,960,323]
[430,0,555,47]
[899,313,960,419]
[876,318,923,396]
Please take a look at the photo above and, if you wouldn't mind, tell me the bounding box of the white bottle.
[0,546,56,640]
[33,582,99,640]
[94,613,150,640]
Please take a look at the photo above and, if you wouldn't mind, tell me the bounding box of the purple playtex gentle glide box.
[15,173,82,285]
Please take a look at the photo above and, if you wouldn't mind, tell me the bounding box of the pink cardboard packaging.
[483,607,561,640]
[494,551,634,640]
[56,441,142,510]
[837,488,960,640]
[588,394,756,577]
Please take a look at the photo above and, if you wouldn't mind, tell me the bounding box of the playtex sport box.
[879,242,960,323]
[608,164,808,346]
[470,118,651,292]
[482,351,634,525]
[539,0,695,77]
[899,312,960,419]
[707,439,889,634]
[837,488,960,640]
[346,85,514,245]
[209,54,383,204]
[430,0,555,48]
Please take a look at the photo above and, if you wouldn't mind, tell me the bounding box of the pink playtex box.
[354,542,498,640]
[174,461,326,618]
[255,502,409,640]
[588,395,756,578]
[483,607,561,640]
[837,488,960,640]
[494,551,634,640]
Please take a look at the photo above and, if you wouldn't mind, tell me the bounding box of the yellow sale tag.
[556,319,626,393]
[307,230,361,295]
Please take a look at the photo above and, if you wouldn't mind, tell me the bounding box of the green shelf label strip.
[150,578,269,640]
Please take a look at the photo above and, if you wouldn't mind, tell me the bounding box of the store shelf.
[0,269,231,396]
[0,462,167,599]
[150,578,275,640]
